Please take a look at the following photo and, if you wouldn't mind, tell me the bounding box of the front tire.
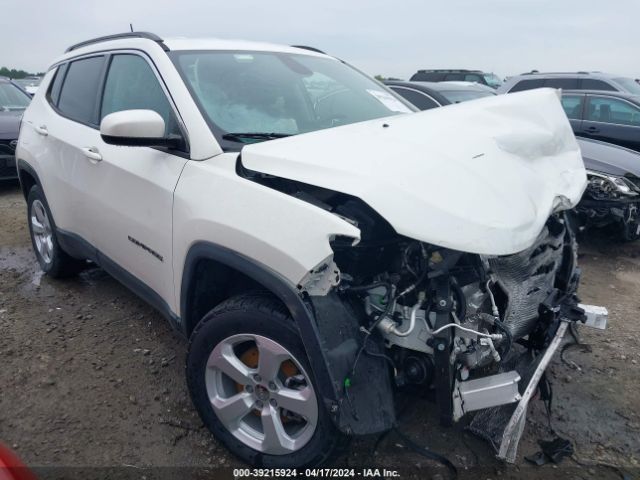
[186,293,347,467]
[27,185,84,278]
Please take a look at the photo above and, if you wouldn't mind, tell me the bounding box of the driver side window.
[101,54,181,137]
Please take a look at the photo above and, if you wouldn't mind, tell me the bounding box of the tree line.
[0,67,45,79]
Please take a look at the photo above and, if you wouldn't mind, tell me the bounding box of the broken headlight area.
[308,210,597,461]
[575,170,640,240]
[584,170,639,200]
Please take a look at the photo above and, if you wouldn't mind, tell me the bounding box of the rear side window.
[57,56,105,125]
[410,72,442,82]
[509,79,545,92]
[580,79,617,91]
[444,73,464,81]
[48,64,68,106]
[586,97,640,126]
[389,87,440,110]
[561,95,584,119]
[100,54,180,136]
[464,74,483,83]
[544,78,579,89]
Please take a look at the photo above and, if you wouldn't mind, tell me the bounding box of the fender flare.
[16,159,42,198]
[180,241,339,406]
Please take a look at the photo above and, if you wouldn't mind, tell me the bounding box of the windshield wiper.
[222,132,293,142]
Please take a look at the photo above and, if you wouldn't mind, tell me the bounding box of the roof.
[163,37,327,56]
[56,32,328,67]
[514,71,622,79]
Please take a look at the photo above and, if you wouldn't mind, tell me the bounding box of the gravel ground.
[1,180,638,480]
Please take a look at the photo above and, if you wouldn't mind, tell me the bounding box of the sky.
[1,0,638,80]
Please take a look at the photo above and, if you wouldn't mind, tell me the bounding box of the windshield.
[170,51,414,148]
[483,73,502,88]
[439,89,495,104]
[614,77,640,95]
[0,83,31,110]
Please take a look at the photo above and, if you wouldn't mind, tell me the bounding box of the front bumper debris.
[497,303,608,462]
[580,303,608,330]
[453,371,521,421]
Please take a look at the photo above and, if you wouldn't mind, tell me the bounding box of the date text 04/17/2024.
[233,468,401,478]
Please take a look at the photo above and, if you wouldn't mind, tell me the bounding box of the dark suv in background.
[499,71,640,95]
[385,80,495,109]
[0,77,30,180]
[560,90,640,152]
[410,69,502,88]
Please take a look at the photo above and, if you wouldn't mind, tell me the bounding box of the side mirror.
[100,109,180,148]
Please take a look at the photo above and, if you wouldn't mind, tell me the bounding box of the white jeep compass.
[16,32,605,467]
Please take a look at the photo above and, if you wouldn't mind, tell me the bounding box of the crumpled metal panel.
[489,217,566,339]
[242,88,586,256]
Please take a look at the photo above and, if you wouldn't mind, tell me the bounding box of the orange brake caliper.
[236,346,299,421]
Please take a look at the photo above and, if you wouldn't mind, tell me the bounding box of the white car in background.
[13,76,42,95]
[16,32,603,467]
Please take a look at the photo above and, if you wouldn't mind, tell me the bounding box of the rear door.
[582,95,640,151]
[36,55,107,237]
[560,94,585,133]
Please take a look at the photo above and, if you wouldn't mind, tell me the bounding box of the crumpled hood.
[241,88,587,255]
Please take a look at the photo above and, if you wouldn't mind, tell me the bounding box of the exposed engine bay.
[326,199,588,460]
[239,160,602,460]
[327,198,578,380]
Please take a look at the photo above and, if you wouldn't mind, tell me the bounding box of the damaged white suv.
[17,32,606,467]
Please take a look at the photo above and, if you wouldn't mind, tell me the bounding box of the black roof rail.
[291,45,326,54]
[65,32,169,53]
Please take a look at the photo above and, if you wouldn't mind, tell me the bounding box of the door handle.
[584,126,600,133]
[35,125,48,136]
[81,147,102,162]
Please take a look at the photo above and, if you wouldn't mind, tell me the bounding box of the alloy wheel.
[205,333,319,455]
[31,199,54,264]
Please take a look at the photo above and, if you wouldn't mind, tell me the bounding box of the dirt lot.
[1,180,639,479]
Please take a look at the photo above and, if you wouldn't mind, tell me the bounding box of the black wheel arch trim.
[16,159,42,199]
[181,242,340,407]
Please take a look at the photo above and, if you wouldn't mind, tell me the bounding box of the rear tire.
[186,293,348,467]
[27,185,84,278]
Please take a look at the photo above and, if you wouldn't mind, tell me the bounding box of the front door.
[76,52,189,312]
[582,95,640,151]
